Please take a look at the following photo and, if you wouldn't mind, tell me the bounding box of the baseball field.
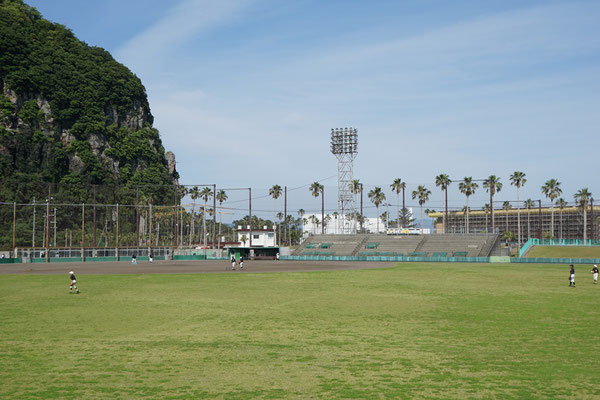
[1,260,599,399]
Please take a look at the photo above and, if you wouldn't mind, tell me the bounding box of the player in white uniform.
[69,271,79,294]
[592,265,598,284]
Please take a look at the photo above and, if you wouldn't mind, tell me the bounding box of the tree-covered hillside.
[0,0,177,197]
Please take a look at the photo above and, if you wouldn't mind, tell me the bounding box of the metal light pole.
[330,127,358,234]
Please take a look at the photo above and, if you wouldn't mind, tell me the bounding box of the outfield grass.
[526,245,600,258]
[1,263,599,399]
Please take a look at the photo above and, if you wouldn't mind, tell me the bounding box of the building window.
[267,233,274,238]
[253,234,259,239]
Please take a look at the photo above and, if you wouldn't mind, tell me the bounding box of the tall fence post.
[12,201,16,255]
[46,188,50,263]
[538,200,542,239]
[81,203,85,262]
[116,203,120,261]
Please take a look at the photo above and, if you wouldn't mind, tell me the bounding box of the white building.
[236,226,276,247]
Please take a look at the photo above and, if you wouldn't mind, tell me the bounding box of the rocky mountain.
[0,0,178,196]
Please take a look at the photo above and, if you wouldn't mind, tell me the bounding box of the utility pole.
[12,202,16,254]
[149,202,153,250]
[173,185,178,248]
[46,192,50,263]
[93,185,96,247]
[321,186,324,235]
[360,184,363,232]
[538,200,542,239]
[591,198,595,241]
[32,197,36,248]
[284,186,287,245]
[53,207,57,247]
[116,203,120,261]
[249,188,252,248]
[136,186,140,246]
[81,203,85,262]
[213,184,216,249]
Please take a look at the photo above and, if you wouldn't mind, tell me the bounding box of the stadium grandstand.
[293,234,500,257]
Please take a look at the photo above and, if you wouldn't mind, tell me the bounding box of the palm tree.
[557,198,567,240]
[483,204,491,232]
[298,209,305,233]
[308,215,317,234]
[458,177,478,234]
[269,184,282,241]
[412,185,431,232]
[349,179,362,231]
[524,199,535,240]
[332,211,339,233]
[483,176,502,233]
[574,188,592,240]
[541,179,562,238]
[215,189,227,248]
[188,186,200,246]
[309,182,324,234]
[199,187,213,249]
[502,201,512,233]
[323,214,332,232]
[380,211,389,230]
[435,174,451,234]
[509,171,526,246]
[368,187,386,233]
[390,178,404,229]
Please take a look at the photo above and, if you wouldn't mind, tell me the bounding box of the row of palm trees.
[279,174,593,242]
[183,186,227,247]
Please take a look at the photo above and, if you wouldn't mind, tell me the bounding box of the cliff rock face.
[0,0,178,190]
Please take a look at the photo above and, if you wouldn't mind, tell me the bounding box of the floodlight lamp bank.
[330,127,358,155]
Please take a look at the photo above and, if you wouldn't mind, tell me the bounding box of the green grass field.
[2,263,599,399]
[526,245,600,259]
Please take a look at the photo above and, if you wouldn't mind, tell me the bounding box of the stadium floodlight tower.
[330,127,358,234]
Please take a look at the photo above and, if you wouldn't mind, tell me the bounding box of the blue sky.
[27,0,600,222]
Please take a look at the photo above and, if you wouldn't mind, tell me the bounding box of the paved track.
[0,259,397,275]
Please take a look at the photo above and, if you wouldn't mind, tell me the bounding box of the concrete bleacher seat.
[294,234,366,256]
[418,234,496,257]
[294,234,498,258]
[366,235,422,255]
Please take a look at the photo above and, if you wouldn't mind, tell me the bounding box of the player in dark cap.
[69,271,79,294]
[569,265,575,287]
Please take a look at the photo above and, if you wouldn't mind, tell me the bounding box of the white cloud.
[115,0,250,73]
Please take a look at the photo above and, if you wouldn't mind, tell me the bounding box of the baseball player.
[569,264,575,287]
[69,271,79,294]
[592,265,598,284]
[239,255,244,270]
[231,255,236,270]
